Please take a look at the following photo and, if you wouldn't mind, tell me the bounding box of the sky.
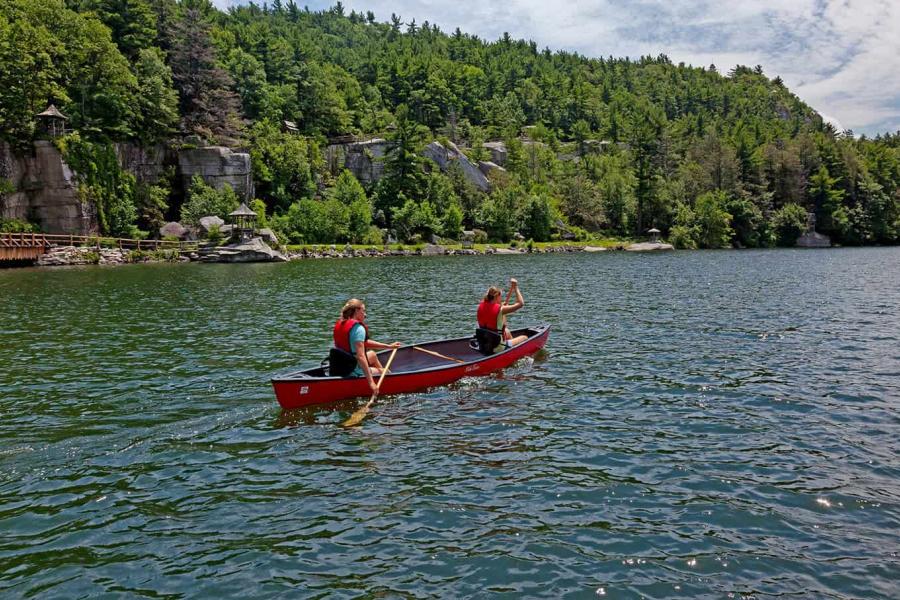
[212,0,900,137]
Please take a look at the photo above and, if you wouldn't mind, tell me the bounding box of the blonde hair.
[341,298,365,319]
[483,286,502,303]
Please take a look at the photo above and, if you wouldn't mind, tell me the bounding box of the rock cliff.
[0,142,252,234]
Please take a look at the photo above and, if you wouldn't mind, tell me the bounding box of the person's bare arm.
[500,279,524,315]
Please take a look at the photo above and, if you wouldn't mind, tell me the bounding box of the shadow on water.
[274,399,362,427]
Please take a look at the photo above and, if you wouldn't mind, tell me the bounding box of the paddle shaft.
[342,346,400,427]
[369,346,399,400]
[413,346,466,364]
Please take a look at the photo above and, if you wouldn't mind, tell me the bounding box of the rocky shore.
[27,240,672,268]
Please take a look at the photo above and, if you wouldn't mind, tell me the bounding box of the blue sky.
[212,0,900,137]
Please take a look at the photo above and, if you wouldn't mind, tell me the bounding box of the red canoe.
[271,324,550,409]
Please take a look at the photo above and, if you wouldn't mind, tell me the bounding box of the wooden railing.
[1,232,199,260]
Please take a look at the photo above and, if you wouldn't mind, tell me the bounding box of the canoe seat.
[471,327,501,355]
[326,347,358,376]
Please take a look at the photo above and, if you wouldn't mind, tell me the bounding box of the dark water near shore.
[1,249,899,599]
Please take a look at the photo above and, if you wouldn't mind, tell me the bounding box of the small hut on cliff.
[36,104,68,138]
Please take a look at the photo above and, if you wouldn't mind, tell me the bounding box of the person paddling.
[332,298,401,393]
[476,278,528,353]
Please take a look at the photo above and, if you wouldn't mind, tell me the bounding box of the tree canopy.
[0,0,897,245]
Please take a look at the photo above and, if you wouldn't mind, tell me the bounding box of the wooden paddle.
[501,278,516,339]
[342,347,399,428]
[413,346,466,364]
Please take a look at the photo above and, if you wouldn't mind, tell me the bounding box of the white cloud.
[223,0,900,135]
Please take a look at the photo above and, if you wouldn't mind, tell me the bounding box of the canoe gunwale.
[271,324,550,408]
[272,323,550,383]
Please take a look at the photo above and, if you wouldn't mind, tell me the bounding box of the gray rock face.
[178,146,253,201]
[478,161,506,177]
[625,242,675,252]
[200,237,287,263]
[796,231,830,247]
[325,138,392,186]
[482,141,508,166]
[115,143,168,184]
[420,244,447,256]
[0,141,96,234]
[160,221,188,239]
[422,141,489,192]
[198,215,225,234]
[258,228,279,245]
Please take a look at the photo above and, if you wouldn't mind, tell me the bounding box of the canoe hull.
[271,325,550,409]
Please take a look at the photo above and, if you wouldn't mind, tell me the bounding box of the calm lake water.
[1,249,898,598]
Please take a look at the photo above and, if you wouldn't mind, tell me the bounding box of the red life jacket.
[333,318,369,353]
[477,300,502,331]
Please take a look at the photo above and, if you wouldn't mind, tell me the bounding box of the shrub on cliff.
[180,176,239,227]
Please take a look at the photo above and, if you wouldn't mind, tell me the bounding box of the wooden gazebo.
[229,203,258,243]
[36,104,68,137]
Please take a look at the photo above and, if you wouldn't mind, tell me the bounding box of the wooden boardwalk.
[0,232,198,261]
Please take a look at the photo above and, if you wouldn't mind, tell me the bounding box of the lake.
[1,248,898,598]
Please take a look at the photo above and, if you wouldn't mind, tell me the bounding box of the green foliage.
[392,197,441,242]
[584,153,637,233]
[480,186,521,242]
[0,218,37,233]
[206,224,223,245]
[274,198,349,244]
[520,191,554,242]
[772,203,808,246]
[441,200,464,239]
[180,175,239,227]
[248,120,319,211]
[374,104,429,220]
[0,0,138,146]
[330,170,371,243]
[133,47,179,143]
[135,174,170,235]
[58,132,137,236]
[249,198,268,229]
[0,0,896,247]
[693,191,734,248]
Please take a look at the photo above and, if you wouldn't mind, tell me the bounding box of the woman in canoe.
[476,278,528,352]
[332,298,401,392]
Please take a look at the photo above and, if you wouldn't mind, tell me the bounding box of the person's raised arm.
[501,278,524,315]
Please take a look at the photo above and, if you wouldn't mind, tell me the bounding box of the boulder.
[198,215,225,234]
[420,244,447,256]
[583,245,608,252]
[200,237,287,263]
[482,141,508,166]
[796,231,830,247]
[160,221,188,239]
[258,228,279,245]
[422,141,489,192]
[625,242,674,252]
[478,161,506,177]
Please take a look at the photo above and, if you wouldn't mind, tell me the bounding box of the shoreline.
[3,241,674,268]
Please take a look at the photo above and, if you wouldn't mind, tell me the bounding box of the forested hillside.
[2,0,898,247]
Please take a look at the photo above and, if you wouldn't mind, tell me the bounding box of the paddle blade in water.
[342,402,371,427]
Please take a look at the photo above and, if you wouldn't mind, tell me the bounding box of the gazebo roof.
[36,104,68,120]
[229,203,258,218]
[647,227,661,233]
